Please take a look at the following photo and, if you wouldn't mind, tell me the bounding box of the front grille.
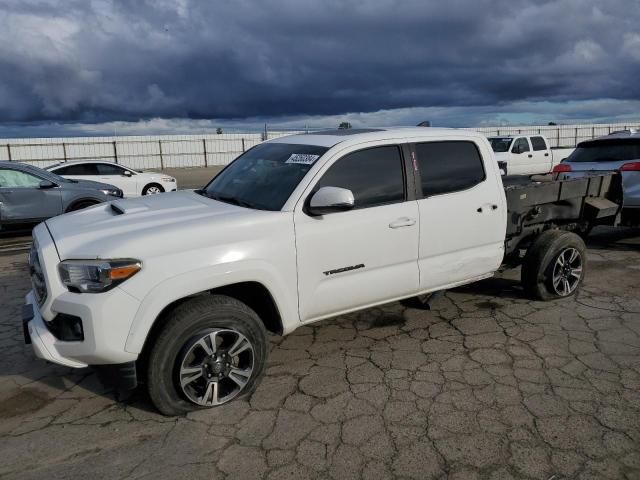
[29,242,47,306]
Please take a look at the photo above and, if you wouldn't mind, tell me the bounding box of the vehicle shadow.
[451,276,526,300]
[586,226,640,251]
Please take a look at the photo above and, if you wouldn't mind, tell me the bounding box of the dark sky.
[1,0,639,130]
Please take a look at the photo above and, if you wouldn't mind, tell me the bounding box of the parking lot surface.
[1,228,639,480]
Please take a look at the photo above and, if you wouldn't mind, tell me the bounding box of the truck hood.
[45,191,263,259]
[493,152,511,161]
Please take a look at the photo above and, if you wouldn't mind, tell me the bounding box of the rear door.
[413,140,506,291]
[530,136,552,173]
[0,168,62,224]
[294,144,420,322]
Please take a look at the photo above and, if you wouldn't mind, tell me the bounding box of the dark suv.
[0,161,122,232]
[554,130,640,226]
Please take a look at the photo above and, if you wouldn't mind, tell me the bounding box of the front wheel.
[521,230,586,301]
[146,295,268,416]
[142,183,164,195]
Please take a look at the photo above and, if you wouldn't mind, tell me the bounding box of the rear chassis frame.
[502,172,623,266]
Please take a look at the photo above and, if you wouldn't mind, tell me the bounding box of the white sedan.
[47,161,177,197]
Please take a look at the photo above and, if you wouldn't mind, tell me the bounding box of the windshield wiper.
[207,193,261,209]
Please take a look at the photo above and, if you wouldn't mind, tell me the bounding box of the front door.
[294,145,420,322]
[95,163,139,197]
[511,137,533,175]
[412,140,506,291]
[0,168,62,224]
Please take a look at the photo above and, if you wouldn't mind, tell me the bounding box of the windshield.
[566,139,640,163]
[202,142,329,211]
[488,137,513,153]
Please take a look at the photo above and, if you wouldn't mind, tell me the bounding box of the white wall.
[0,122,636,170]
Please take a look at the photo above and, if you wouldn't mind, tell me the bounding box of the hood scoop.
[110,201,149,215]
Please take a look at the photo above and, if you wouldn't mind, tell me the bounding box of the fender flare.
[123,260,298,354]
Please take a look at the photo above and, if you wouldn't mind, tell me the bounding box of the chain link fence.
[1,122,638,170]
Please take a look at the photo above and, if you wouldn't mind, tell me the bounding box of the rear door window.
[56,164,99,175]
[414,141,486,197]
[531,137,547,151]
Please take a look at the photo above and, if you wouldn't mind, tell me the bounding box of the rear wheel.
[146,295,268,416]
[142,183,164,195]
[521,230,586,301]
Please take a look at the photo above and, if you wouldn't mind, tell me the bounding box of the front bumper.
[24,291,87,368]
[24,224,141,367]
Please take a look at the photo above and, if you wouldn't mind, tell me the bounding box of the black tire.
[146,295,267,416]
[67,200,99,212]
[142,183,164,195]
[521,230,587,301]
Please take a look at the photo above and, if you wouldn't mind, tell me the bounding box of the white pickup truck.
[488,134,554,175]
[23,128,622,415]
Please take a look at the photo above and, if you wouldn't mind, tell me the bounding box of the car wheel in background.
[142,183,164,195]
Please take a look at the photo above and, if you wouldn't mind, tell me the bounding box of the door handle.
[528,154,533,158]
[477,205,498,213]
[544,153,549,157]
[389,217,416,228]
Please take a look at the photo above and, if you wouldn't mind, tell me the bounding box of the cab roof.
[268,127,487,148]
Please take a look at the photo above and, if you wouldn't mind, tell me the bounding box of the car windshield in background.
[488,137,513,153]
[567,139,640,163]
[202,143,329,211]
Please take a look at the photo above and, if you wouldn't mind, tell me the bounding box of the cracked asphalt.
[1,227,639,480]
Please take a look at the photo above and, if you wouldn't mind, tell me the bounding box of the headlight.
[58,259,141,293]
[101,188,123,197]
[160,177,176,182]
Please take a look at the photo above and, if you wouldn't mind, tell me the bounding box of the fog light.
[47,314,84,341]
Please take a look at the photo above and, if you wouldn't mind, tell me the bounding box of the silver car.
[555,130,640,226]
[0,161,123,232]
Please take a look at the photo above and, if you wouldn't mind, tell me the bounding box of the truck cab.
[488,134,553,175]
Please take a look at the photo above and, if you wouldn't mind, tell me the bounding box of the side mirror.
[39,180,56,189]
[308,186,355,216]
[512,145,521,154]
[123,170,133,177]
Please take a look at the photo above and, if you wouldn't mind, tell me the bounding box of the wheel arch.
[135,281,283,376]
[64,197,102,212]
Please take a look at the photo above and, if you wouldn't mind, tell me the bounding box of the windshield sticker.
[285,153,320,165]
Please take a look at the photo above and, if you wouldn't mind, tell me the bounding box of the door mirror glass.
[39,180,56,189]
[308,186,355,216]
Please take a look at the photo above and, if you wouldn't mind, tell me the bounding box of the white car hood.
[45,191,266,259]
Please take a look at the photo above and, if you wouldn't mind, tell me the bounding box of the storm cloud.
[1,0,639,125]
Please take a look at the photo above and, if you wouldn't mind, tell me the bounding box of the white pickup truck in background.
[488,135,557,175]
[22,128,622,415]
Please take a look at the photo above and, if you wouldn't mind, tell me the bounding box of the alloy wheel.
[177,329,254,406]
[551,247,583,296]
